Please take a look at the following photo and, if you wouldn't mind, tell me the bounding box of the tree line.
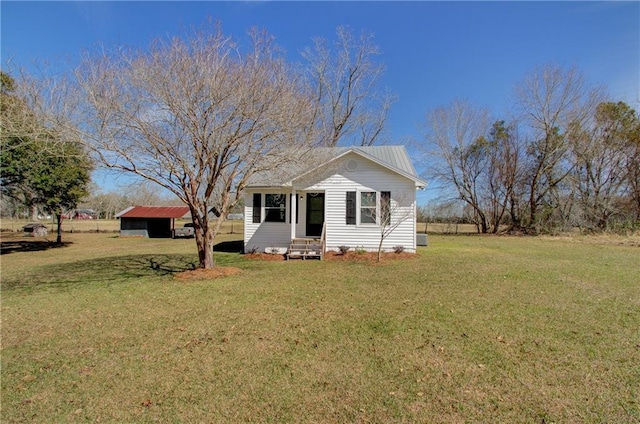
[420,66,639,234]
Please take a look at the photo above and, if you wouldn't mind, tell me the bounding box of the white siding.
[316,154,417,253]
[244,189,292,253]
[244,152,419,253]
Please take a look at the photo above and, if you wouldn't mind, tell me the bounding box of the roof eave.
[245,183,292,189]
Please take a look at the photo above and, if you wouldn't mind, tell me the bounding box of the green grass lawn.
[1,233,639,423]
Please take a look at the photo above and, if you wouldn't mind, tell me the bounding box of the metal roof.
[246,145,426,188]
[116,206,190,219]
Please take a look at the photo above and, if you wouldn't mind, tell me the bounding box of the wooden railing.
[320,221,326,259]
[286,223,326,260]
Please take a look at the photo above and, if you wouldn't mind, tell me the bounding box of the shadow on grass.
[2,254,200,291]
[213,240,243,253]
[0,240,72,255]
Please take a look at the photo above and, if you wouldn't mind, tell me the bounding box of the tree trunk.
[529,189,538,231]
[56,213,63,244]
[191,206,220,269]
[194,225,216,269]
[203,226,215,268]
[475,209,488,233]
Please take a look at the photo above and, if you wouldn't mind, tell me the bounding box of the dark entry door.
[306,193,325,237]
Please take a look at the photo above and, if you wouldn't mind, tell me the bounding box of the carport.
[116,206,190,238]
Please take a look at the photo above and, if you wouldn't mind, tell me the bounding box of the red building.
[116,206,190,238]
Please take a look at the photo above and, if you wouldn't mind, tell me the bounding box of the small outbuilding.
[22,223,48,237]
[116,206,191,238]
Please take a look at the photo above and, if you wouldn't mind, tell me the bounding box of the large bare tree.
[421,99,494,233]
[74,27,317,268]
[484,120,525,232]
[302,26,394,146]
[514,65,604,231]
[568,101,640,229]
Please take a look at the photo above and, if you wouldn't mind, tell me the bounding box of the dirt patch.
[174,267,242,281]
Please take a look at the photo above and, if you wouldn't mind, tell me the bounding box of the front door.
[306,192,325,237]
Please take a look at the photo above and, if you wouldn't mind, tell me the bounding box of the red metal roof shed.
[117,206,190,219]
[116,206,191,238]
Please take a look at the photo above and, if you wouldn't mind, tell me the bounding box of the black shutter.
[346,191,356,225]
[381,191,391,225]
[252,193,261,223]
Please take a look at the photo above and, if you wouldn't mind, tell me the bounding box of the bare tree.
[73,26,317,268]
[421,99,493,233]
[81,191,126,220]
[514,64,604,231]
[627,121,640,222]
[361,191,414,262]
[302,26,394,146]
[484,120,526,232]
[568,101,640,229]
[0,71,46,151]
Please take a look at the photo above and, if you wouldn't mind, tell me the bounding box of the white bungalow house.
[244,146,426,258]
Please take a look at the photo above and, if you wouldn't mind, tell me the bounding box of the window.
[345,190,392,225]
[265,194,286,222]
[360,191,377,224]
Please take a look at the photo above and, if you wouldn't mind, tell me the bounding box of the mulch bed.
[325,251,417,262]
[243,251,417,263]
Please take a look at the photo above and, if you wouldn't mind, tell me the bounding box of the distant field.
[1,218,473,235]
[416,222,479,234]
[0,218,243,234]
[1,232,638,422]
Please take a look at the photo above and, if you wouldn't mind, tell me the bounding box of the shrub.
[393,245,405,254]
[354,246,367,254]
[245,245,259,254]
[337,245,350,255]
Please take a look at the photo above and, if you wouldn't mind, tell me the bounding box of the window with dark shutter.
[381,191,391,226]
[346,191,356,225]
[252,193,261,223]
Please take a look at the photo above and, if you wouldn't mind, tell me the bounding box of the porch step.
[287,238,323,260]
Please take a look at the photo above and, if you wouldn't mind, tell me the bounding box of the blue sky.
[2,1,639,204]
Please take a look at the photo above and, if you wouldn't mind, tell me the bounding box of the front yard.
[1,232,638,422]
